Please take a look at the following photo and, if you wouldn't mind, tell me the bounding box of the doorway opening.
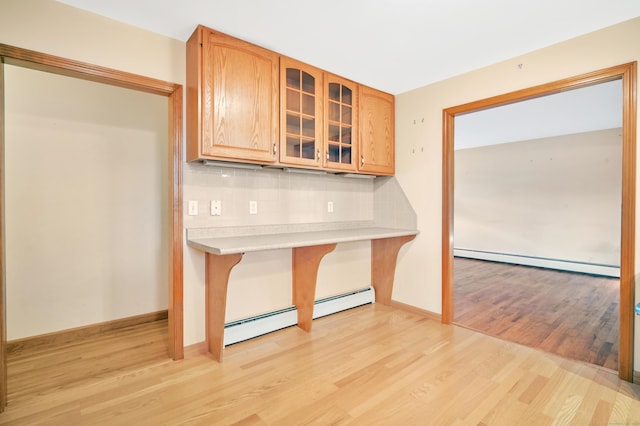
[441,62,637,381]
[452,80,622,370]
[0,44,184,410]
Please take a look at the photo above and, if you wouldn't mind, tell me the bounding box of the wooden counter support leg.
[205,252,243,361]
[371,235,416,305]
[292,244,337,332]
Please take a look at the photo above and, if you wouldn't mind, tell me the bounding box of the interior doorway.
[0,44,184,410]
[4,64,169,342]
[452,80,622,370]
[441,62,637,381]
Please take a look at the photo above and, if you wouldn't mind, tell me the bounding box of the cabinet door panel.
[323,74,358,172]
[358,86,394,175]
[279,57,323,167]
[201,30,278,162]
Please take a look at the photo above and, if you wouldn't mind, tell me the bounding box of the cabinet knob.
[273,144,278,156]
[326,151,329,161]
[317,149,320,161]
[360,155,365,167]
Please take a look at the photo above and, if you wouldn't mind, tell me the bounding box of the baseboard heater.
[223,286,375,346]
[454,248,620,278]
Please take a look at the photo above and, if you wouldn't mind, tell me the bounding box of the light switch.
[187,200,198,216]
[211,200,222,216]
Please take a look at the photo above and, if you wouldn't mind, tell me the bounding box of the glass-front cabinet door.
[280,57,323,167]
[324,74,358,171]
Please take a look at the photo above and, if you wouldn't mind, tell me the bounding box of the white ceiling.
[56,0,640,95]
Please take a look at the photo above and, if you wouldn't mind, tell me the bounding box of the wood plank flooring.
[2,304,640,425]
[454,257,619,370]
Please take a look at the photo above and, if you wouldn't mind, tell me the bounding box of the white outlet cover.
[188,200,198,216]
[249,200,258,215]
[211,200,222,216]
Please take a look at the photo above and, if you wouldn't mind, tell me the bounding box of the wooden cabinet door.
[279,57,323,168]
[323,74,358,172]
[358,86,394,175]
[187,26,279,163]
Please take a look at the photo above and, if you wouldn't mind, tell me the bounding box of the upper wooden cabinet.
[323,74,358,172]
[358,85,395,176]
[279,57,323,168]
[186,25,395,176]
[186,25,279,163]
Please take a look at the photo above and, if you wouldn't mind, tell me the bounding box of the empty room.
[1,0,640,424]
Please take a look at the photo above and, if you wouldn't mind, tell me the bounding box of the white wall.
[454,128,622,269]
[4,65,169,339]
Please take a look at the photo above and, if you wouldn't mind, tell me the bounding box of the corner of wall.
[373,176,417,229]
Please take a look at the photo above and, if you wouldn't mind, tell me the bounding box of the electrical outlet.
[211,200,221,216]
[327,201,334,213]
[187,200,198,216]
[249,200,258,215]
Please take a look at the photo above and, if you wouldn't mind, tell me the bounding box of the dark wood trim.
[619,62,637,382]
[441,105,455,324]
[442,62,637,381]
[0,58,7,411]
[0,44,177,96]
[0,43,185,409]
[168,86,184,360]
[7,310,168,354]
[389,300,442,322]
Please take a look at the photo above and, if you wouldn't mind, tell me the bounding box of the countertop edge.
[187,227,419,255]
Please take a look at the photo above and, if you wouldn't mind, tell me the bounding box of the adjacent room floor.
[454,257,619,371]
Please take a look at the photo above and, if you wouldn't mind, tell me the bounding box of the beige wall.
[455,128,622,268]
[0,0,374,346]
[0,0,186,339]
[4,65,169,339]
[2,0,638,367]
[395,17,640,367]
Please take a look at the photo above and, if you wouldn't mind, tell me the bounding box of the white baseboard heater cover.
[454,248,620,278]
[223,287,375,346]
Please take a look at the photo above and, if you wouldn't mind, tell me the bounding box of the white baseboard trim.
[454,249,620,278]
[223,287,375,346]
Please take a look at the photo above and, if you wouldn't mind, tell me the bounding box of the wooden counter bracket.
[292,243,337,332]
[199,232,416,362]
[205,252,243,361]
[371,235,416,305]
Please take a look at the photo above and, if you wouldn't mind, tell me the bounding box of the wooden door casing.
[0,43,185,411]
[441,62,637,382]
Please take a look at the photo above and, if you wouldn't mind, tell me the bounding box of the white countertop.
[187,227,419,255]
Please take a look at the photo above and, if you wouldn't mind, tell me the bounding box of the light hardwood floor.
[1,304,639,425]
[454,258,619,370]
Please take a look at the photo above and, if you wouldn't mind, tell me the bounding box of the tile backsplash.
[183,162,375,228]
